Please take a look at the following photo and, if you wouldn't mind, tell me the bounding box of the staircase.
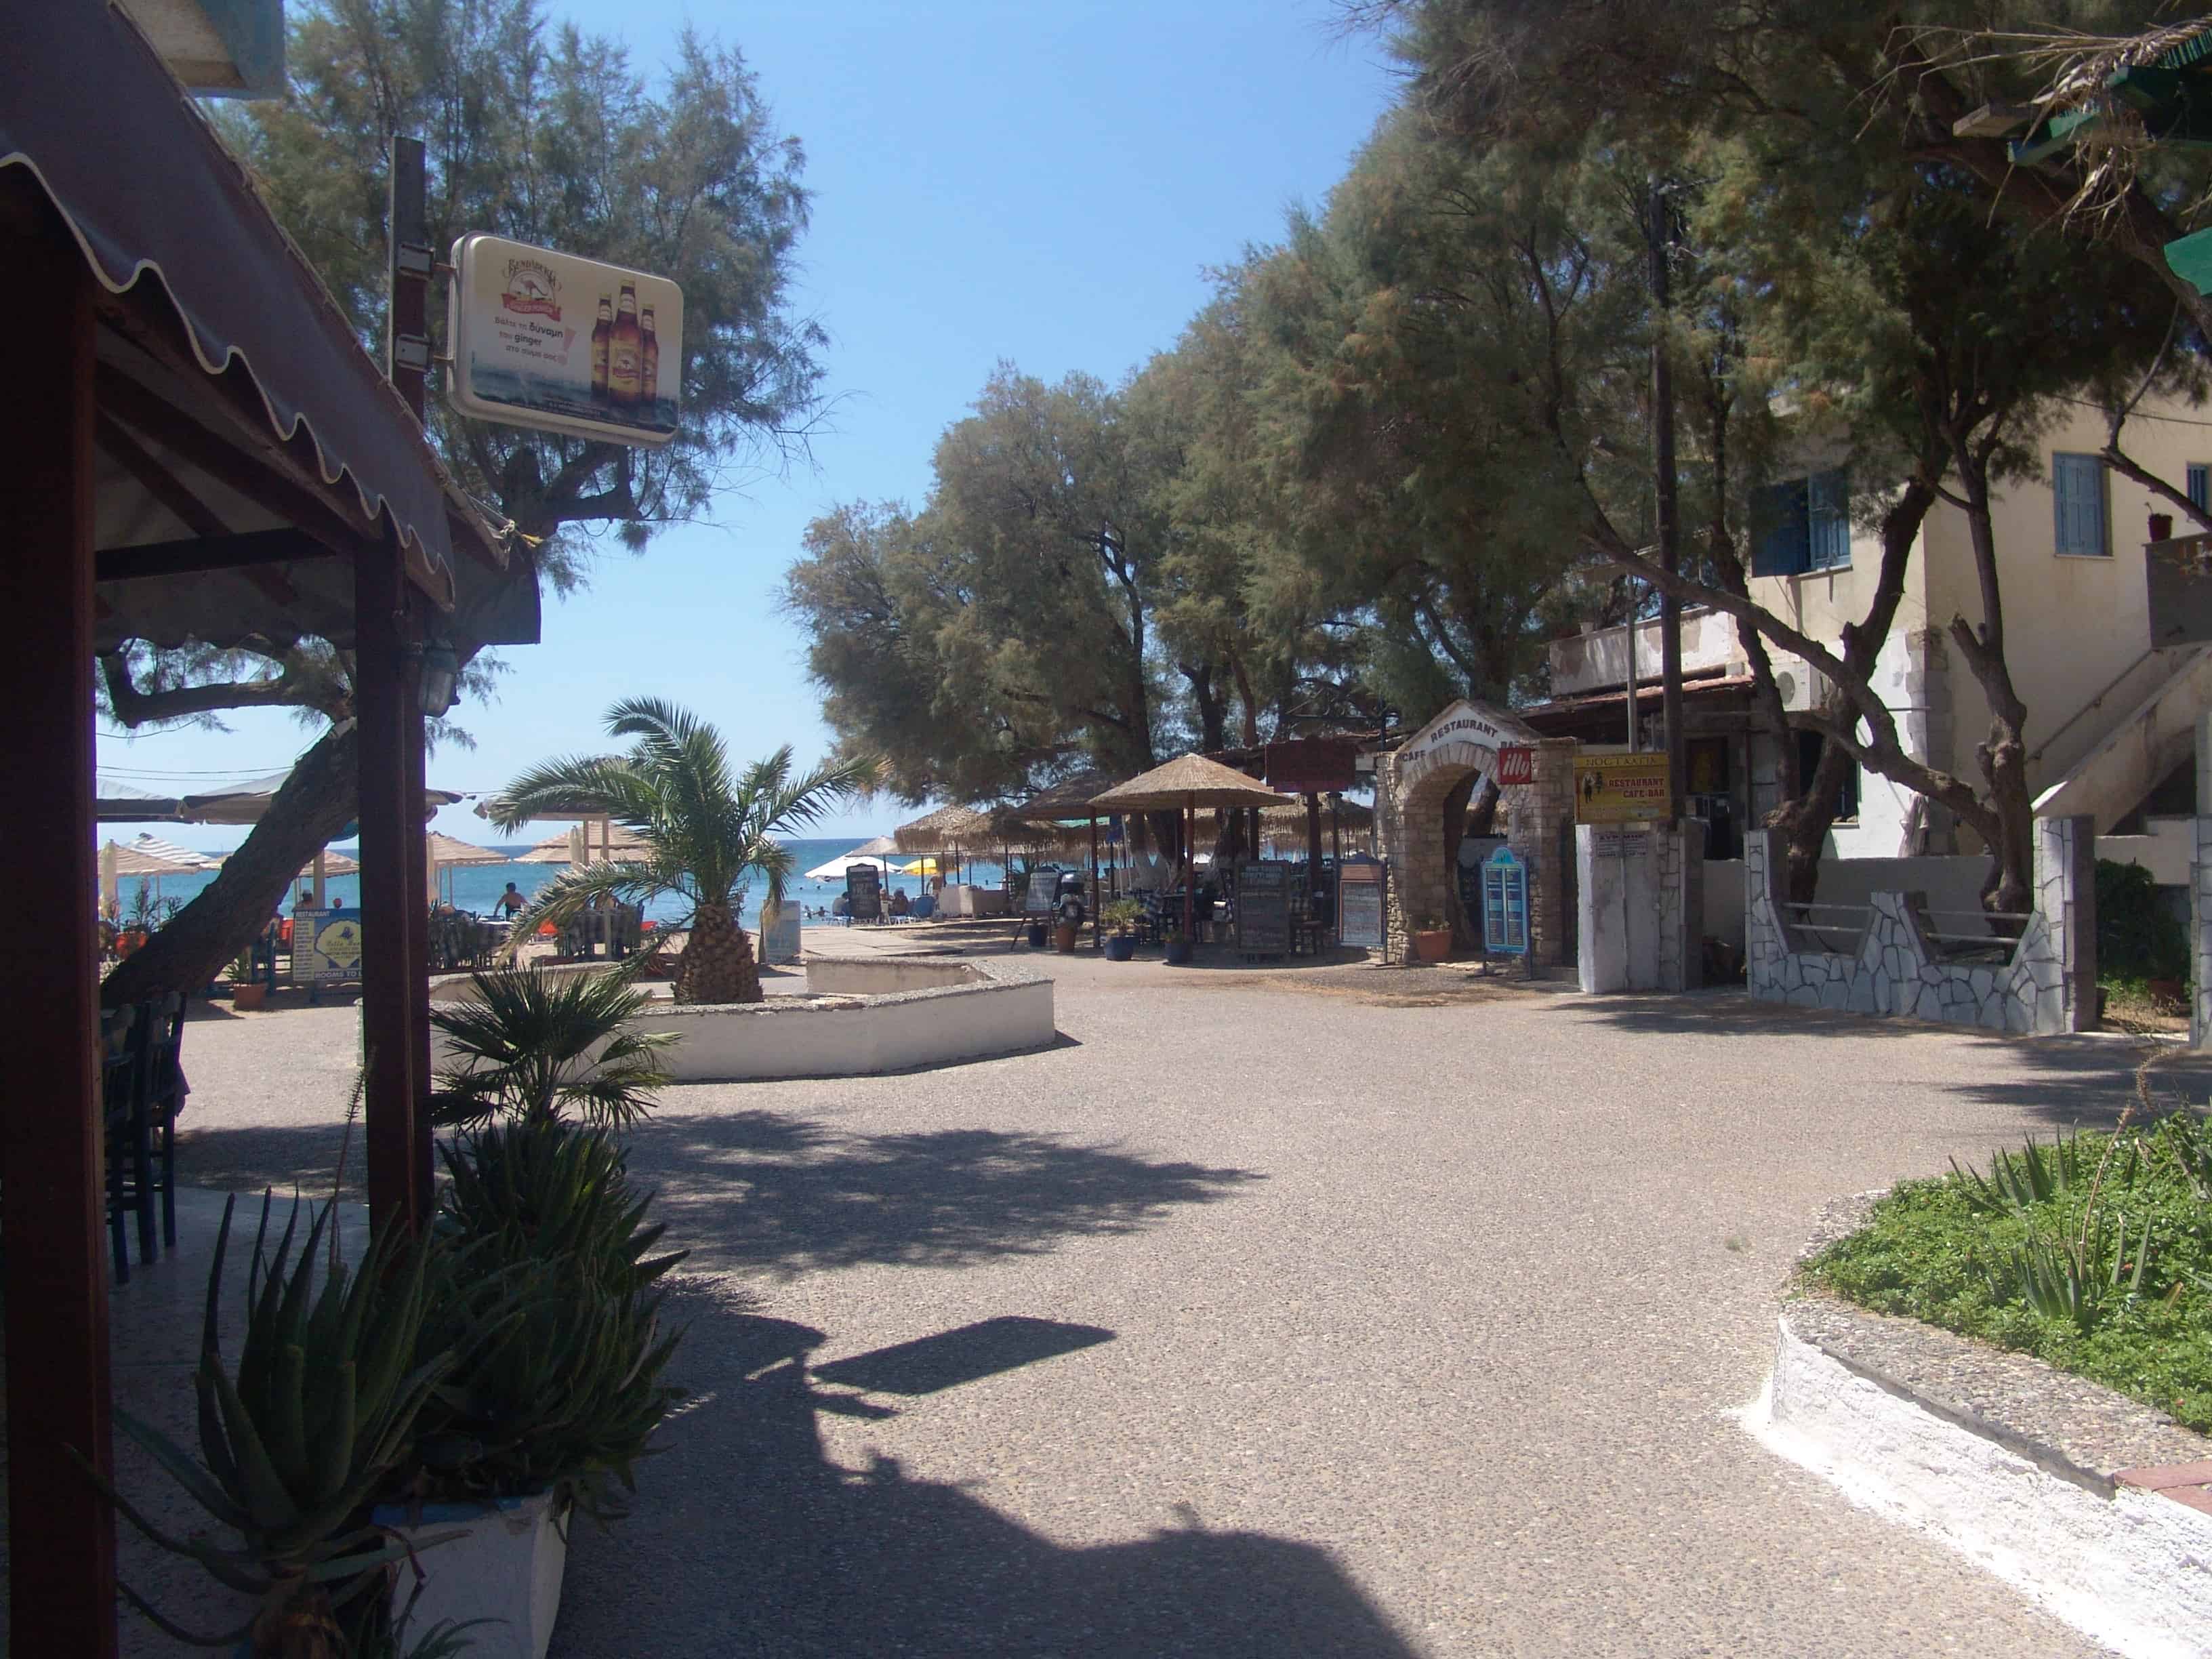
[2032,644,2212,831]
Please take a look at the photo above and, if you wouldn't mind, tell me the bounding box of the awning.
[0,4,493,592]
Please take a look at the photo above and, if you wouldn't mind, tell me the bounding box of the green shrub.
[2095,858,2188,984]
[1807,1115,2212,1430]
[430,968,676,1130]
[405,1120,687,1522]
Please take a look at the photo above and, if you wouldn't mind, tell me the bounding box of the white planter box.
[373,1490,569,1659]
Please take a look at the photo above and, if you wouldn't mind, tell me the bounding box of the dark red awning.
[0,3,480,586]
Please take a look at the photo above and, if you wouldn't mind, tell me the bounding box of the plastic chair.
[141,994,186,1252]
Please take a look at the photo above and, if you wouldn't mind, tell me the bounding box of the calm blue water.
[115,838,1010,934]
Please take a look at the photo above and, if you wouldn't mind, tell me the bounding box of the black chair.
[140,993,186,1252]
[98,1004,139,1283]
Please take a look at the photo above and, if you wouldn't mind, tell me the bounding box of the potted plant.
[1100,899,1141,962]
[1162,926,1193,966]
[228,946,270,1011]
[1411,916,1452,963]
[379,1118,686,1659]
[83,1194,475,1657]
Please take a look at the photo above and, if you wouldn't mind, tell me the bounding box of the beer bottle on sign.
[609,283,642,407]
[640,306,659,415]
[590,295,612,402]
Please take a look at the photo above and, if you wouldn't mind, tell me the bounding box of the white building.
[1523,395,2212,889]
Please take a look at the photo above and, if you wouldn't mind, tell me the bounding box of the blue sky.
[104,1,1401,849]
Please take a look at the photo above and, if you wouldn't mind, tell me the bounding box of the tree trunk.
[675,899,760,1005]
[100,723,360,1008]
[1770,737,1851,907]
[1182,662,1228,752]
[1950,443,2036,916]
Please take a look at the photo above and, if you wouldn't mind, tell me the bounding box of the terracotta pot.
[1054,922,1080,954]
[1411,928,1452,963]
[230,982,268,1012]
[2148,977,2186,1010]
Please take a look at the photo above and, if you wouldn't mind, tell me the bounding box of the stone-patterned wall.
[1650,819,1705,991]
[1745,817,2093,1035]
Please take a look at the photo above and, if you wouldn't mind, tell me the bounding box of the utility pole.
[387,134,431,424]
[1646,176,1685,822]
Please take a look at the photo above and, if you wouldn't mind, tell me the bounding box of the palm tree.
[430,968,677,1128]
[489,699,879,1004]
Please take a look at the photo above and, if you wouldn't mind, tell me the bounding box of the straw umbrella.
[894,804,994,883]
[424,831,506,904]
[1088,755,1286,945]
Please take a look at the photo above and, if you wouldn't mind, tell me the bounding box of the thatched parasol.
[514,826,651,865]
[893,804,994,855]
[1089,755,1286,942]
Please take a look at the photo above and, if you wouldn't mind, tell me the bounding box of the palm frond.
[483,756,634,830]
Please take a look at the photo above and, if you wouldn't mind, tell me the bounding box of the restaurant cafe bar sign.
[446,234,683,447]
[1573,752,1671,825]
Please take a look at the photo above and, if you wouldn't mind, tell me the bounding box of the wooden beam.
[356,531,424,1234]
[96,527,335,583]
[94,365,375,560]
[95,411,226,536]
[0,216,118,1658]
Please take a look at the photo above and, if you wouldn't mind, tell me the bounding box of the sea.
[120,838,1009,934]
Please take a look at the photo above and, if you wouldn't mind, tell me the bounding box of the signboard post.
[845,864,883,924]
[760,899,802,966]
[1336,859,1387,956]
[1233,861,1293,958]
[1573,753,1672,824]
[446,234,683,447]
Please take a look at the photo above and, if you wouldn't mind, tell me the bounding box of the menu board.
[846,864,883,922]
[291,907,364,985]
[1235,861,1292,957]
[1337,864,1385,950]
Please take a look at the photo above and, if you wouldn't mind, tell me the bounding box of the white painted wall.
[1749,1320,2212,1659]
[1812,855,1996,933]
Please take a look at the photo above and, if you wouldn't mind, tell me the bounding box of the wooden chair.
[141,993,186,1252]
[98,1004,138,1282]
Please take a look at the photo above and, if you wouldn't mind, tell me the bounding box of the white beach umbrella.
[803,853,892,882]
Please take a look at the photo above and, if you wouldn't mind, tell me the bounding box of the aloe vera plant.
[1988,1208,2156,1335]
[84,1194,466,1654]
[1948,1128,2113,1215]
[403,1119,687,1524]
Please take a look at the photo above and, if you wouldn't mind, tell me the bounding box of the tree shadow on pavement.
[552,1301,1418,1659]
[626,1112,1264,1277]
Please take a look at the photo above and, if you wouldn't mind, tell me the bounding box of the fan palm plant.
[489,699,879,1004]
[430,968,676,1129]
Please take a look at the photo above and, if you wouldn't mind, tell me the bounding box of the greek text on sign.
[1492,745,1534,787]
[1573,753,1671,825]
[447,234,683,447]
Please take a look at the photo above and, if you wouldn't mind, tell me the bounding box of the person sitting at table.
[888,887,912,919]
[832,893,851,923]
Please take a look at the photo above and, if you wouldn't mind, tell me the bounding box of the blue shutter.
[1807,470,1850,569]
[1750,479,1809,576]
[2190,464,2209,514]
[2052,453,2108,556]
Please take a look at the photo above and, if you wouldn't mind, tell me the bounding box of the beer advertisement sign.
[1572,753,1671,825]
[446,234,682,447]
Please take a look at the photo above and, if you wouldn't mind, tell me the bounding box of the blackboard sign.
[846,863,883,922]
[1235,861,1292,957]
[1337,863,1385,950]
[1023,866,1061,916]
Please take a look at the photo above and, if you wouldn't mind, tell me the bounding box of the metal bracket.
[396,241,435,277]
[393,335,430,371]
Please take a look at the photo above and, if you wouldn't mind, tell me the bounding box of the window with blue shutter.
[2189,464,2209,514]
[2051,452,2108,556]
[1750,478,1810,577]
[1807,469,1851,570]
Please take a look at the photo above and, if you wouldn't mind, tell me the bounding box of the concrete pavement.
[163,958,2206,1656]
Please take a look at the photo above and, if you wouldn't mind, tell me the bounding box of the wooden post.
[1088,815,1101,948]
[1183,794,1195,944]
[356,533,423,1234]
[387,136,431,423]
[403,661,434,1214]
[1305,791,1323,874]
[0,230,117,1658]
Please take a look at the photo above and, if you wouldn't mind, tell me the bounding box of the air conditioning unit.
[1772,665,1829,713]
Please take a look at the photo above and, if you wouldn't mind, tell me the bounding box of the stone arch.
[1376,701,1576,964]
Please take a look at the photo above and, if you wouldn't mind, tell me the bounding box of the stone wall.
[1744,817,2093,1035]
[1576,819,1703,993]
[1374,710,1572,968]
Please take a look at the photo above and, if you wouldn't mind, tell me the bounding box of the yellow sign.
[1574,753,1671,824]
[291,908,364,985]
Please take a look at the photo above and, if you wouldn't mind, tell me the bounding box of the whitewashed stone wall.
[2191,817,2212,1049]
[1745,816,2093,1036]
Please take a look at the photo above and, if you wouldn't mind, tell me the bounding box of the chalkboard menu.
[846,863,882,922]
[1235,861,1292,957]
[1336,863,1385,951]
[1023,866,1061,915]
